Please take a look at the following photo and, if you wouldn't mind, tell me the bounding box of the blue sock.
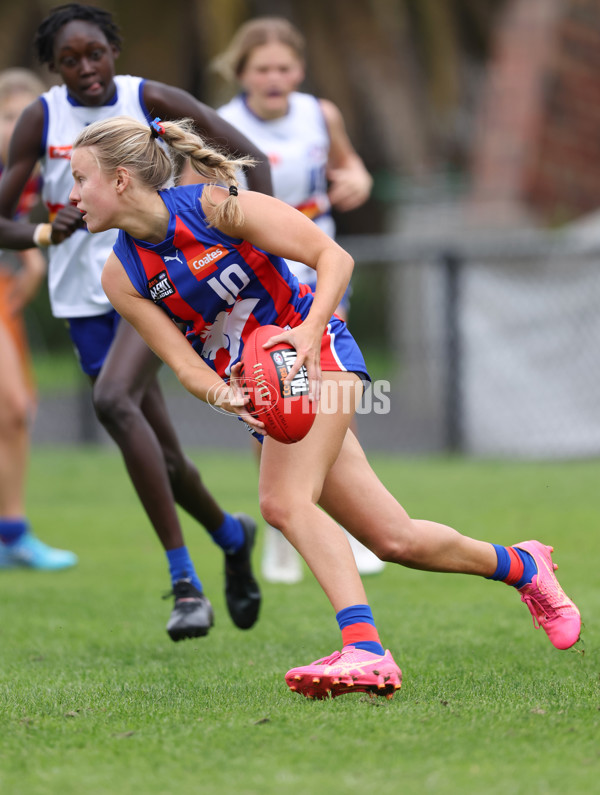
[0,517,27,546]
[210,513,244,555]
[512,547,537,589]
[488,543,537,588]
[337,604,385,656]
[166,546,203,592]
[488,544,511,580]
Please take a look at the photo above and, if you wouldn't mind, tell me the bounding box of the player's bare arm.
[101,252,262,430]
[0,99,45,248]
[0,98,84,248]
[207,187,353,317]
[205,187,353,392]
[319,98,372,212]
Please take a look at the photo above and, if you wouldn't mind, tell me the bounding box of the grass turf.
[0,448,598,795]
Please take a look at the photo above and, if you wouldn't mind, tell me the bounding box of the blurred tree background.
[0,0,509,359]
[3,0,599,455]
[0,0,509,232]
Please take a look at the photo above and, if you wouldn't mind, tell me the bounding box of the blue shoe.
[0,543,15,568]
[0,532,77,571]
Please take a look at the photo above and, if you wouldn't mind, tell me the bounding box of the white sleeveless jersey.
[218,91,334,285]
[40,75,149,317]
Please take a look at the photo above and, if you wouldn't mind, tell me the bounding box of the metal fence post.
[441,250,463,452]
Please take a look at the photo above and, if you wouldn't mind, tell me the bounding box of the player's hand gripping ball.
[240,325,317,443]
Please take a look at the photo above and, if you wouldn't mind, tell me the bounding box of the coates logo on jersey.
[148,271,176,302]
[187,246,227,280]
[49,145,73,160]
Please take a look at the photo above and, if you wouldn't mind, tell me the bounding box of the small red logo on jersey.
[187,246,227,280]
[49,145,73,160]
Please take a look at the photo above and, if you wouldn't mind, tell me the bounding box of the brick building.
[471,0,600,225]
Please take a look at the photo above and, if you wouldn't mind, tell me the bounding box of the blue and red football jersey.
[113,184,367,380]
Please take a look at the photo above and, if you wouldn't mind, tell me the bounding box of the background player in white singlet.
[214,17,372,298]
[213,17,381,581]
[0,4,270,639]
[0,67,77,570]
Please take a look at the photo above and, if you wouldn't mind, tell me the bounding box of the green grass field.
[0,448,598,795]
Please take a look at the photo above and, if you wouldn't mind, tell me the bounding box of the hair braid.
[160,119,255,227]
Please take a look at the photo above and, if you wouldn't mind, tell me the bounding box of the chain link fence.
[340,207,600,457]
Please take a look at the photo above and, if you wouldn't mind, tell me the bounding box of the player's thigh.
[319,429,412,547]
[139,376,185,456]
[97,318,161,397]
[0,319,29,421]
[259,371,362,504]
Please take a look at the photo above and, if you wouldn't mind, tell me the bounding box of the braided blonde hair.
[72,115,256,227]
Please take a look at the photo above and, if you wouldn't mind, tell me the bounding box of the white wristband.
[33,223,53,247]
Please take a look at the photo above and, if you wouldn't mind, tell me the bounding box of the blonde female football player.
[68,114,580,699]
[214,17,381,581]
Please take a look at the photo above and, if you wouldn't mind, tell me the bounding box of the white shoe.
[261,525,304,584]
[346,532,386,575]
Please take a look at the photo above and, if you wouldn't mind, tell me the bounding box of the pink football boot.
[285,646,402,700]
[514,540,581,650]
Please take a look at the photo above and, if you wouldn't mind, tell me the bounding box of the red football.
[240,325,317,444]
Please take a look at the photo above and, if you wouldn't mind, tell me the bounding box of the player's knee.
[373,523,419,564]
[0,387,29,438]
[259,492,296,532]
[163,450,192,486]
[92,378,133,431]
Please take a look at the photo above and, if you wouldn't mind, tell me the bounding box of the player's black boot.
[165,579,214,641]
[225,513,262,629]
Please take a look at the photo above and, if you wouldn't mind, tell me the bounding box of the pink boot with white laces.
[514,540,581,650]
[285,646,402,700]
